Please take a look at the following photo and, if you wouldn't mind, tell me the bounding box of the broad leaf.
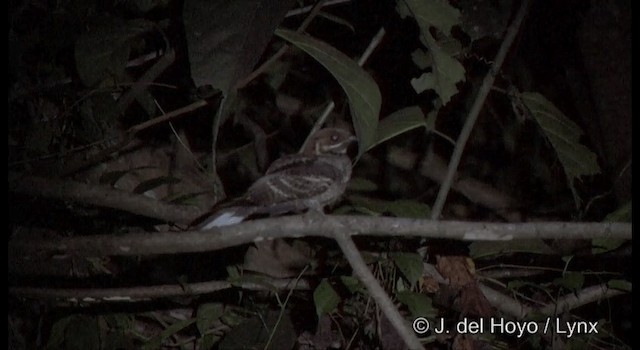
[276,29,381,155]
[197,303,225,335]
[313,279,341,318]
[395,291,435,318]
[143,318,197,350]
[391,253,424,288]
[184,0,294,94]
[608,279,632,292]
[553,272,585,292]
[521,92,601,207]
[370,106,427,151]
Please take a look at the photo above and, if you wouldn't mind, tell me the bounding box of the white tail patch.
[200,211,245,229]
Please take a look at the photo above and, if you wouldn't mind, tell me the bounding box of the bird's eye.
[331,134,339,142]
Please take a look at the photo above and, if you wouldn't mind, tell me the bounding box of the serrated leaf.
[197,303,225,335]
[423,38,466,105]
[553,272,584,291]
[313,279,341,318]
[399,0,465,105]
[276,29,381,155]
[469,240,556,259]
[607,279,632,292]
[411,49,432,69]
[395,291,435,318]
[392,253,424,288]
[397,0,461,34]
[132,176,181,194]
[369,106,426,151]
[520,92,601,207]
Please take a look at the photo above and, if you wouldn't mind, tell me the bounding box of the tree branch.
[9,278,310,304]
[431,0,531,219]
[333,231,424,349]
[9,175,203,225]
[9,215,630,259]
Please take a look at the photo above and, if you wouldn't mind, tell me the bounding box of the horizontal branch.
[9,278,310,304]
[9,175,204,225]
[9,215,630,259]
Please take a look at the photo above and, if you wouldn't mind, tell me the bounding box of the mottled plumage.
[198,128,356,229]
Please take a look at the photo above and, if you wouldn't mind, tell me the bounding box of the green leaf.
[591,237,627,254]
[553,272,585,291]
[275,29,381,155]
[197,303,225,335]
[340,275,365,294]
[143,318,197,350]
[391,253,424,288]
[397,0,461,34]
[369,106,427,151]
[411,37,466,105]
[520,92,601,207]
[607,279,632,292]
[132,176,181,194]
[395,291,435,318]
[603,201,631,222]
[313,279,341,318]
[398,0,465,105]
[411,49,432,69]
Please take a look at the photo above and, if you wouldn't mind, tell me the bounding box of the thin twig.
[9,175,203,224]
[9,278,310,303]
[430,0,531,219]
[332,232,424,349]
[60,99,211,176]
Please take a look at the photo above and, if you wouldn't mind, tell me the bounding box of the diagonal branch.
[431,0,532,219]
[333,231,424,349]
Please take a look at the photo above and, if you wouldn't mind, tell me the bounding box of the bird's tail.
[193,206,258,229]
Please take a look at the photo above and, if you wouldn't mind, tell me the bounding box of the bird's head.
[303,128,358,156]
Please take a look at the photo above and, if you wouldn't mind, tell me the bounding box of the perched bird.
[196,128,357,229]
